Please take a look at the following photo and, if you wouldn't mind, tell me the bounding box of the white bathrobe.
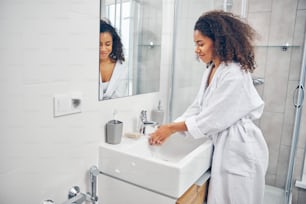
[175,62,269,204]
[99,61,129,100]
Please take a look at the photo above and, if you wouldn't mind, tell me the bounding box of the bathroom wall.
[0,0,162,203]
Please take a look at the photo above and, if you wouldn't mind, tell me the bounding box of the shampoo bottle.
[151,100,164,125]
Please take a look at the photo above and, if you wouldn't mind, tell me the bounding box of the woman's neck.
[212,58,221,69]
[100,58,114,65]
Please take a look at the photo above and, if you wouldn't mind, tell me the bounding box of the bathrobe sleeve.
[185,68,264,139]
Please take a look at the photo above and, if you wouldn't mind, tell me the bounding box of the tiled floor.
[203,185,285,204]
[264,185,285,204]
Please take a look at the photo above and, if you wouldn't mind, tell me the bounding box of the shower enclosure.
[168,0,306,203]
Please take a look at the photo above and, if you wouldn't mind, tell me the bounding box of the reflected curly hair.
[100,20,125,63]
[194,10,257,72]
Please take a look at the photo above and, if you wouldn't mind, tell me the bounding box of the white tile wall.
[0,0,162,203]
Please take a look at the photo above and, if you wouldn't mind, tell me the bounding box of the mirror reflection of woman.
[99,20,128,100]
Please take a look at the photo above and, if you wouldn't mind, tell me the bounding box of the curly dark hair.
[100,20,125,63]
[194,10,257,72]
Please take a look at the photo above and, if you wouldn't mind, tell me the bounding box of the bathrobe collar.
[104,62,125,98]
[99,61,127,100]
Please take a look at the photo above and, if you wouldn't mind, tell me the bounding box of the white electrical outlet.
[53,92,82,117]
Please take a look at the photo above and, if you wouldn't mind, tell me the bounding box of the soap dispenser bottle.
[151,100,164,125]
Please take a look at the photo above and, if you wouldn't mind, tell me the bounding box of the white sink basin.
[99,132,212,198]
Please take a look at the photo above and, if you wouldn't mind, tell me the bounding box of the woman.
[99,20,128,100]
[149,11,269,204]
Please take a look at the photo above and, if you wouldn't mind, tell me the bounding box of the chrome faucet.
[62,192,86,204]
[139,110,158,134]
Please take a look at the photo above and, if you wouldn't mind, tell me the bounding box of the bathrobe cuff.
[185,117,206,139]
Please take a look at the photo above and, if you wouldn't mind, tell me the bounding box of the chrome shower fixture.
[61,165,101,204]
[88,165,100,203]
[252,76,265,86]
[223,0,248,19]
[223,0,233,12]
[68,186,80,199]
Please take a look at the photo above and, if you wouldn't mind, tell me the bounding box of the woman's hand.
[149,124,174,145]
[149,122,187,145]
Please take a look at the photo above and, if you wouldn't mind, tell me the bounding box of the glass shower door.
[169,0,214,120]
[169,0,306,203]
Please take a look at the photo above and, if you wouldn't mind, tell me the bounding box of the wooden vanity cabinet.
[176,180,208,204]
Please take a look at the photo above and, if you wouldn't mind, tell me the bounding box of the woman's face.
[100,32,113,61]
[193,30,214,64]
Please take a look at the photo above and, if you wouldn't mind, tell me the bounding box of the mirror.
[99,0,162,100]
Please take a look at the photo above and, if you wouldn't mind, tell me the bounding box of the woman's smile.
[100,32,113,61]
[193,30,214,64]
